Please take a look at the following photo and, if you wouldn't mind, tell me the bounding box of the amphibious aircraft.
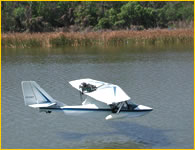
[21,78,152,120]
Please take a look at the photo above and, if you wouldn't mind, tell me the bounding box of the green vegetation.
[2,1,194,33]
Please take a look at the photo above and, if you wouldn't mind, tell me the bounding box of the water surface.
[2,45,194,149]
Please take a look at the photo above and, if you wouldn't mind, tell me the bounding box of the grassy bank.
[2,29,194,49]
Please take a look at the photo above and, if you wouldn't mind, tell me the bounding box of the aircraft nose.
[135,105,153,111]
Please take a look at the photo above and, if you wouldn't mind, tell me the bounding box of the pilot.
[79,82,97,93]
[79,82,87,94]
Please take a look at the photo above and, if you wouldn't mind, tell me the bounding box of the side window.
[123,103,127,108]
[127,100,132,105]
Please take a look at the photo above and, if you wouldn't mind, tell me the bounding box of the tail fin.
[21,81,56,107]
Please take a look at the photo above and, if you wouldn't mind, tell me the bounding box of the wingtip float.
[21,79,153,120]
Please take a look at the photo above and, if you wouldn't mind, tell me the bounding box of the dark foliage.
[1,1,194,32]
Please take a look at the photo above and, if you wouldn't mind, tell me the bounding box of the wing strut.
[117,102,124,113]
[105,102,127,120]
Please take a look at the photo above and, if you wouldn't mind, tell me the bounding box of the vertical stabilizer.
[21,81,56,106]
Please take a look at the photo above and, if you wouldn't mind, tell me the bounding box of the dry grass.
[2,29,194,48]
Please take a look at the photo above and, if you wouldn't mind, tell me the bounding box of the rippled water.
[2,45,194,149]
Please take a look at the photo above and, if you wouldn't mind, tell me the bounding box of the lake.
[1,45,194,149]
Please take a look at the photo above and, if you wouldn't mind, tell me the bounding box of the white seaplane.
[21,79,152,120]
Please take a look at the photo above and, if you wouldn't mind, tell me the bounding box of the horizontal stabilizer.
[29,103,56,108]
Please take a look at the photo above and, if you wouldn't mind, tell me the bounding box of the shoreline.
[2,29,194,49]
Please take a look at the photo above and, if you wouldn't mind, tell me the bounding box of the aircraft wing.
[69,78,130,105]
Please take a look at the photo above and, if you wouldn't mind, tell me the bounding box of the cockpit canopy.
[110,100,138,113]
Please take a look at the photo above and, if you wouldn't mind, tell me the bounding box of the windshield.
[122,100,138,110]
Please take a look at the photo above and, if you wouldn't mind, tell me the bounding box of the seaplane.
[21,79,152,120]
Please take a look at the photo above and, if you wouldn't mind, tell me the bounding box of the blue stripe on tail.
[34,86,51,103]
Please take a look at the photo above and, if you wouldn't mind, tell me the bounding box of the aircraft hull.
[39,105,152,119]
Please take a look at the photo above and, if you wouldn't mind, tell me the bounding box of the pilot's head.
[82,82,87,87]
